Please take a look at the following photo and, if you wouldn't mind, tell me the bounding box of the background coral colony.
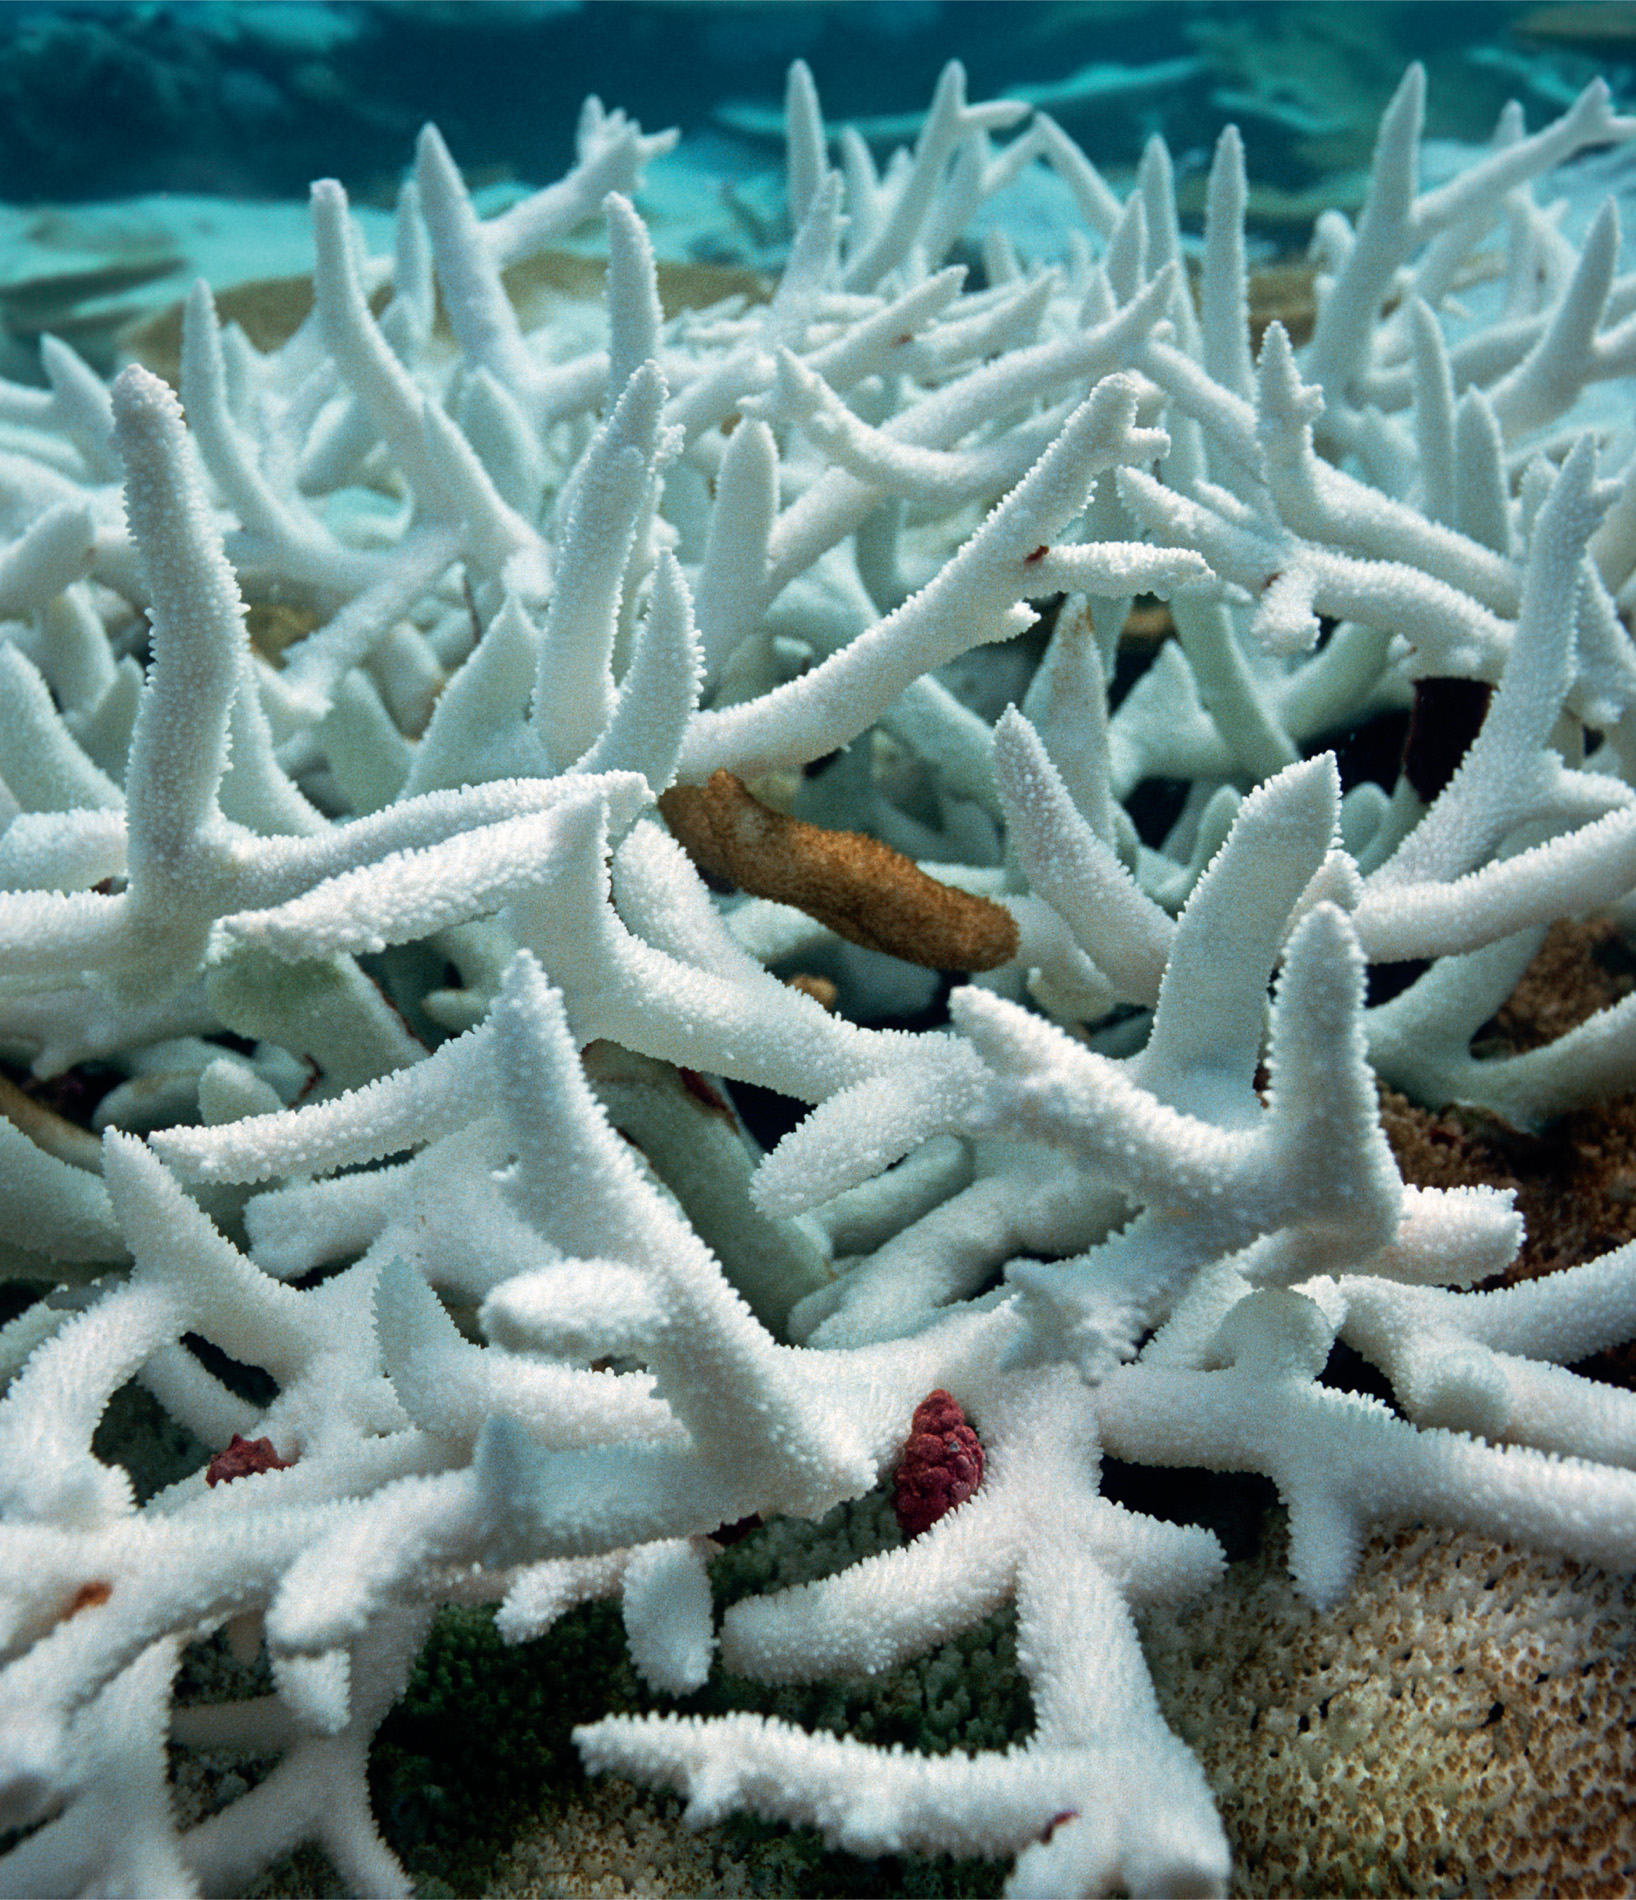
[8,0,1636,1894]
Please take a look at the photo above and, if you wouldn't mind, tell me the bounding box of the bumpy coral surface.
[0,49,1635,1899]
[893,1389,985,1538]
[1144,1519,1636,1896]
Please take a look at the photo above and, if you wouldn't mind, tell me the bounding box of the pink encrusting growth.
[893,1389,985,1537]
[204,1434,294,1487]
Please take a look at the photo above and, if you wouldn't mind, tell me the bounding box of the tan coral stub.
[659,770,1018,972]
[783,972,839,1011]
[0,1069,104,1170]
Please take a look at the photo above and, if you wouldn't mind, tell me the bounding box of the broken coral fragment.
[661,769,1019,969]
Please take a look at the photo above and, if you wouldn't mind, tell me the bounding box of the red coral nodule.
[893,1389,983,1538]
[206,1434,293,1487]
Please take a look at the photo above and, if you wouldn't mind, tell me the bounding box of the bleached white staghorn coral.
[0,48,1635,1900]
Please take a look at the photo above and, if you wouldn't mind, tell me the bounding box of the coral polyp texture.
[3,51,1636,1899]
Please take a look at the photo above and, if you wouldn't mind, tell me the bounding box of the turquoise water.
[3,5,1634,381]
[1,0,1629,219]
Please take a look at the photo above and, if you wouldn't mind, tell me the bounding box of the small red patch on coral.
[1025,544,1049,564]
[710,1514,763,1547]
[1040,1809,1078,1843]
[63,1579,112,1619]
[677,1067,733,1117]
[893,1389,983,1538]
[206,1434,292,1487]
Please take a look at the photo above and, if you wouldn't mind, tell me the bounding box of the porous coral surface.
[1145,1518,1636,1899]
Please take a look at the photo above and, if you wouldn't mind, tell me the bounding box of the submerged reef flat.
[9,1,1636,367]
[5,37,1636,1900]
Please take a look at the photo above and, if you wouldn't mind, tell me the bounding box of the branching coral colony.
[3,51,1636,1899]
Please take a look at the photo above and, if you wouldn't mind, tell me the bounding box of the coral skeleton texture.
[1,50,1636,1898]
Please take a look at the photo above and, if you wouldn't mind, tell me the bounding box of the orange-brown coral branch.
[659,771,1018,972]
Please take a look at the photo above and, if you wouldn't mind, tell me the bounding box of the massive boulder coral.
[0,52,1635,1898]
